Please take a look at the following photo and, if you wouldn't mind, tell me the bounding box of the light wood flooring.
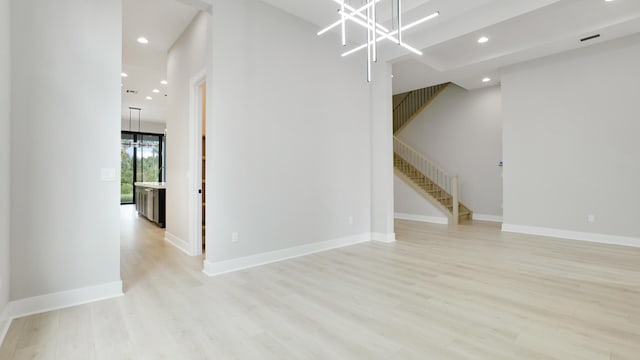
[1,206,640,359]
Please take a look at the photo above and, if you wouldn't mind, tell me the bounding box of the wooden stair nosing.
[394,168,459,222]
[394,157,473,222]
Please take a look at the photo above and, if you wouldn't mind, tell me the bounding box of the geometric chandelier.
[318,0,439,82]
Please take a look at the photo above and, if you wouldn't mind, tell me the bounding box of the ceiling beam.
[175,0,212,14]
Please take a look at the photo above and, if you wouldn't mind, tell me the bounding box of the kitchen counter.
[134,182,167,189]
[134,183,166,227]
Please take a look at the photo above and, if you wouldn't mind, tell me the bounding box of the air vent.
[125,89,138,94]
[580,34,600,42]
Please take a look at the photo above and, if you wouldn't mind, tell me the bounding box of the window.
[120,131,165,204]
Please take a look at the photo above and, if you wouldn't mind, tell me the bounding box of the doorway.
[121,0,210,258]
[120,131,165,204]
[189,70,207,255]
[200,83,207,251]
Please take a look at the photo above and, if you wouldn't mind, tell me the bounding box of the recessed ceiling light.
[160,80,168,85]
[152,89,160,93]
[482,77,491,83]
[146,96,152,100]
[605,0,615,2]
[478,36,489,44]
[121,72,128,77]
[137,37,149,44]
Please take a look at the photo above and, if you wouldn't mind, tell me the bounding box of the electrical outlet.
[232,232,239,242]
[348,216,354,225]
[587,214,595,223]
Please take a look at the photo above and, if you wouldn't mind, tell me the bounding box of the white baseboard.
[4,281,123,322]
[203,233,372,277]
[371,232,396,243]
[502,224,640,248]
[395,212,448,225]
[0,316,10,347]
[472,213,503,223]
[164,231,193,256]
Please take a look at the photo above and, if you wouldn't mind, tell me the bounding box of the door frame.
[188,69,207,256]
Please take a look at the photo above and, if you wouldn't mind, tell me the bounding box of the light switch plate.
[101,168,117,182]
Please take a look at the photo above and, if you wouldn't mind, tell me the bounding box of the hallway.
[1,206,207,359]
[1,209,640,359]
[119,205,204,293]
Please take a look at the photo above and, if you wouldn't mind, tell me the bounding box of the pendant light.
[129,107,142,148]
[317,0,439,82]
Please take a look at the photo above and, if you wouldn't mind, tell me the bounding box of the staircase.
[393,82,450,134]
[394,138,472,224]
[392,82,472,224]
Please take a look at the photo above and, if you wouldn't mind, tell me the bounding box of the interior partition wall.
[120,131,165,204]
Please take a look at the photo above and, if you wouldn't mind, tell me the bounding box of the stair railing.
[393,83,449,133]
[393,89,425,133]
[393,136,460,223]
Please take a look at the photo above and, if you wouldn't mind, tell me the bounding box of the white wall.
[370,63,396,240]
[206,0,374,265]
[166,11,209,246]
[120,119,166,134]
[10,0,122,300]
[396,84,503,218]
[0,0,10,327]
[502,34,640,239]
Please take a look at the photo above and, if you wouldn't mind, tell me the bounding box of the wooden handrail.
[393,82,450,134]
[393,136,454,194]
[393,92,412,111]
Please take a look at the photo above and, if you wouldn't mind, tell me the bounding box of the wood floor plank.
[55,306,96,360]
[14,312,59,352]
[1,208,639,359]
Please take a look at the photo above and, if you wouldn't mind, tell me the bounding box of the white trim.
[472,213,503,223]
[371,232,396,243]
[188,69,207,257]
[395,212,448,225]
[203,233,372,276]
[502,224,640,248]
[0,317,10,347]
[164,231,194,256]
[3,281,123,321]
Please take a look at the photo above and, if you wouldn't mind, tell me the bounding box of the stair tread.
[395,156,472,218]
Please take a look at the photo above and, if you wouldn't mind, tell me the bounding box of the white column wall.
[166,12,209,248]
[0,0,11,327]
[10,0,122,301]
[370,63,396,240]
[206,0,375,268]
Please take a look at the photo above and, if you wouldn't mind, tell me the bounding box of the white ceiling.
[121,0,640,120]
[121,0,199,124]
[262,0,640,94]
